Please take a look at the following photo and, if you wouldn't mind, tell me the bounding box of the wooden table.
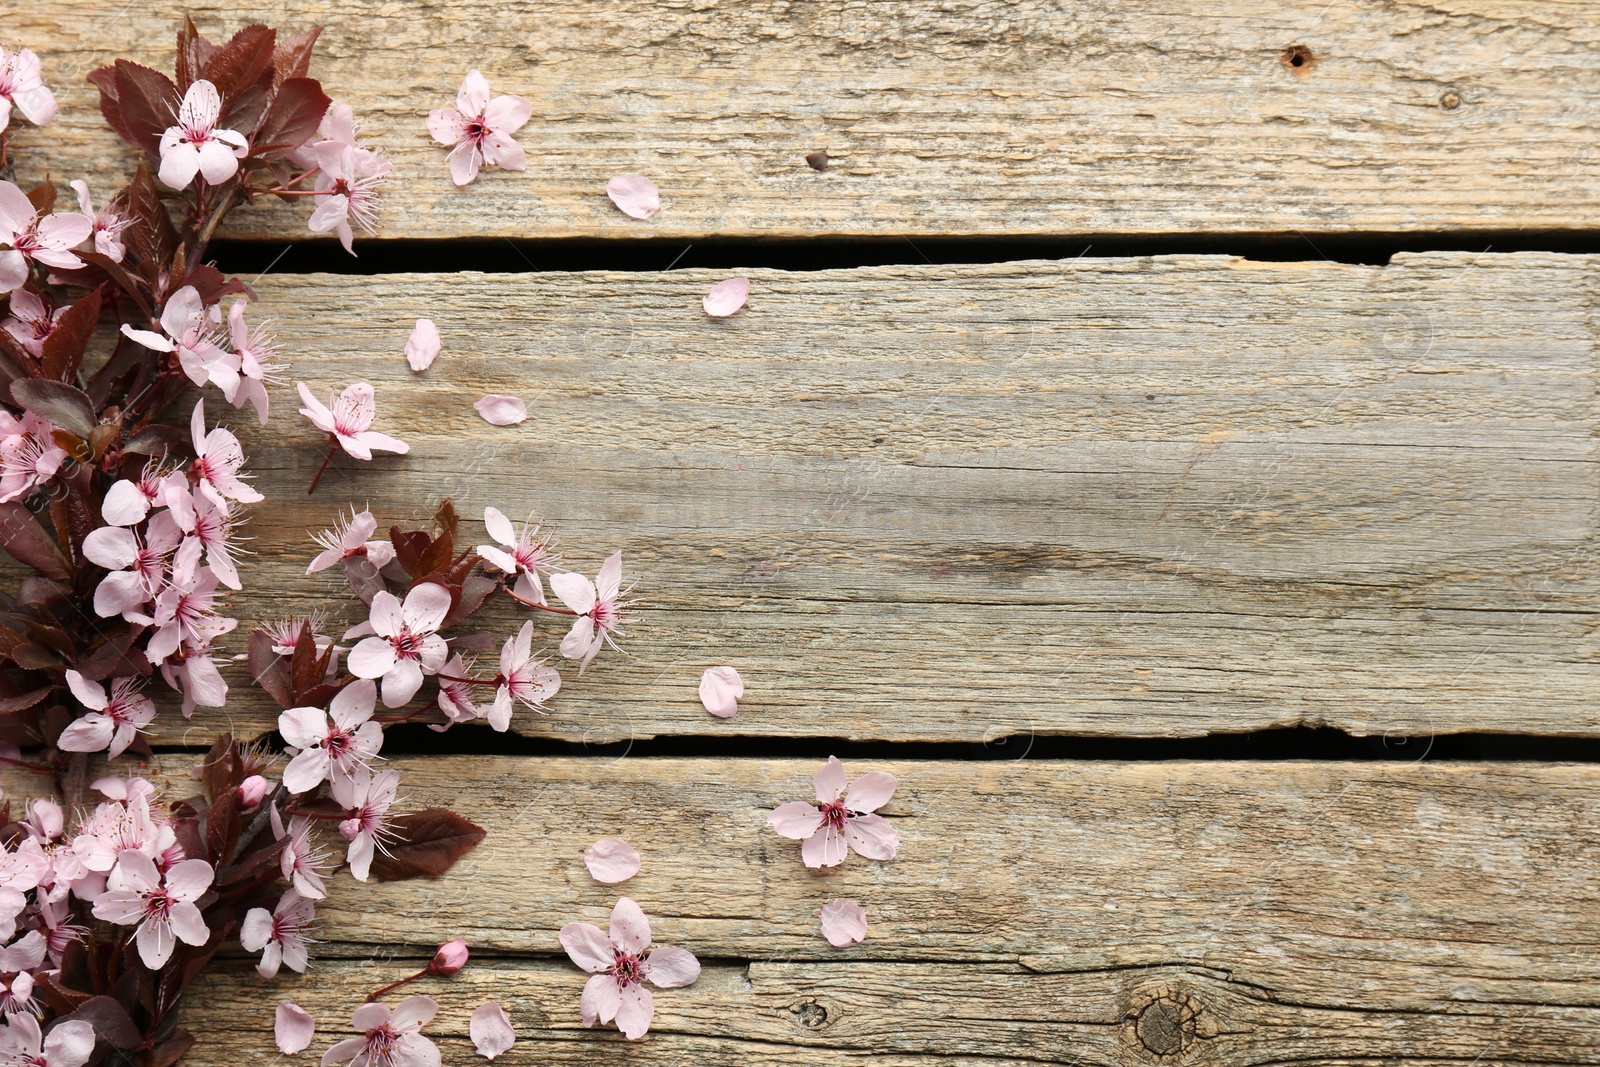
[12,2,1600,1064]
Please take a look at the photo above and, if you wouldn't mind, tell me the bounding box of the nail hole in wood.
[1440,90,1461,110]
[1281,44,1315,74]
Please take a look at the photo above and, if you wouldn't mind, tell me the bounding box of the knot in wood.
[787,998,830,1030]
[1129,990,1199,1059]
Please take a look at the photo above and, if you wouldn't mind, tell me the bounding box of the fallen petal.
[702,277,750,318]
[585,837,642,884]
[474,394,527,426]
[820,898,868,947]
[606,174,661,220]
[275,1002,315,1055]
[406,319,441,372]
[698,665,744,718]
[470,1001,516,1060]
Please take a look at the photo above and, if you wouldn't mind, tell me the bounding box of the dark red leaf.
[390,527,431,575]
[56,995,142,1049]
[76,628,148,681]
[247,629,294,708]
[122,163,178,268]
[204,787,240,866]
[10,379,96,438]
[200,733,238,802]
[370,808,487,881]
[149,1031,196,1067]
[273,27,323,87]
[444,574,497,628]
[40,287,101,383]
[205,24,276,131]
[121,423,187,458]
[252,77,331,159]
[24,184,55,215]
[0,687,52,714]
[31,972,92,1015]
[0,503,69,580]
[175,16,205,93]
[110,61,178,158]
[183,264,249,306]
[0,327,37,379]
[74,251,152,319]
[86,65,134,149]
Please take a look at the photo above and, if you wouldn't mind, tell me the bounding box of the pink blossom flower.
[405,319,439,372]
[136,564,232,665]
[550,552,630,674]
[470,1002,514,1060]
[767,756,898,868]
[188,399,261,507]
[308,508,396,575]
[702,277,749,318]
[224,299,285,424]
[167,485,242,590]
[69,180,128,262]
[0,410,66,503]
[559,898,700,1040]
[158,625,232,716]
[488,621,559,731]
[291,101,363,169]
[820,898,868,947]
[274,810,331,900]
[322,996,440,1067]
[68,789,172,875]
[339,766,400,882]
[606,174,661,220]
[91,849,214,968]
[0,1010,92,1067]
[0,180,90,292]
[347,584,452,707]
[58,671,156,758]
[0,47,57,134]
[1,288,65,356]
[157,79,248,190]
[473,394,526,426]
[241,889,316,978]
[297,382,409,460]
[430,938,469,975]
[275,1002,316,1056]
[22,798,63,843]
[427,71,532,186]
[83,513,180,617]
[433,653,481,728]
[308,142,392,254]
[120,285,239,395]
[583,838,640,885]
[237,774,269,807]
[279,678,384,804]
[0,930,45,1013]
[102,459,175,526]
[698,666,743,719]
[476,507,558,607]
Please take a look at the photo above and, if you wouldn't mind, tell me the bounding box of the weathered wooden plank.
[12,1,1600,240]
[139,254,1600,743]
[67,757,1600,1065]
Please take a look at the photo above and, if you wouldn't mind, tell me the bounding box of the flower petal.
[605,174,661,220]
[614,983,654,1040]
[845,770,898,813]
[276,1002,316,1055]
[698,665,744,718]
[406,319,440,372]
[644,945,700,988]
[583,838,641,884]
[767,801,823,840]
[473,394,527,426]
[801,823,848,868]
[580,973,620,1027]
[845,813,898,861]
[702,277,750,318]
[819,898,868,947]
[558,922,613,972]
[609,897,652,954]
[469,1001,515,1060]
[814,755,847,803]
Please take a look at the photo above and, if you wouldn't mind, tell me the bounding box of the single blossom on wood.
[121,287,238,396]
[559,898,700,1040]
[0,47,57,134]
[550,552,630,674]
[308,141,393,254]
[241,890,316,978]
[298,382,410,460]
[278,678,385,804]
[322,996,440,1067]
[427,70,532,186]
[347,584,452,707]
[340,766,401,882]
[768,756,899,868]
[489,620,559,730]
[91,850,214,969]
[57,672,155,758]
[157,79,248,190]
[308,508,397,575]
[477,507,559,607]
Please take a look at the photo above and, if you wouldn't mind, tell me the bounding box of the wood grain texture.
[75,756,1598,1066]
[124,253,1599,744]
[11,0,1600,240]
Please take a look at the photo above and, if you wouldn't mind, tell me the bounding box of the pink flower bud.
[429,938,469,975]
[237,775,269,808]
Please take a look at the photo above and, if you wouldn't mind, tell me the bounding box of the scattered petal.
[585,838,641,884]
[275,1002,316,1055]
[698,665,744,718]
[470,1001,516,1060]
[474,395,527,426]
[806,151,830,172]
[406,319,440,372]
[606,174,661,220]
[702,278,750,319]
[820,899,867,947]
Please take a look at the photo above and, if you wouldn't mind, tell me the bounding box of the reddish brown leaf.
[370,809,487,881]
[0,687,52,714]
[175,16,205,92]
[40,287,101,383]
[11,379,96,438]
[24,184,55,215]
[110,61,178,157]
[252,77,331,159]
[0,503,69,580]
[247,629,294,709]
[273,27,323,87]
[122,163,178,268]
